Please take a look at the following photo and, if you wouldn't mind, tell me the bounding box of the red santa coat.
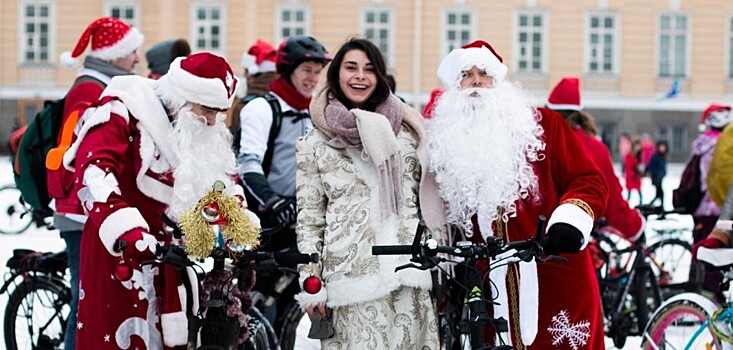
[624,153,642,191]
[63,76,194,349]
[472,109,608,349]
[572,128,644,240]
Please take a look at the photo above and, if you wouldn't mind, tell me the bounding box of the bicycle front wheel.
[0,186,33,235]
[279,301,320,350]
[642,293,722,350]
[244,306,279,350]
[4,277,70,350]
[648,238,698,293]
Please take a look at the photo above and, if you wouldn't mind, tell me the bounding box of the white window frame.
[275,5,311,45]
[585,11,620,75]
[105,0,140,28]
[18,0,56,65]
[657,12,690,79]
[513,9,548,73]
[441,7,477,59]
[361,6,395,67]
[189,1,227,55]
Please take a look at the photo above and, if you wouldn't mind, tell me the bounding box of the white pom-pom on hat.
[59,51,78,68]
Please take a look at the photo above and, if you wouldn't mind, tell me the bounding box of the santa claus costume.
[428,41,608,349]
[63,53,243,349]
[547,77,644,241]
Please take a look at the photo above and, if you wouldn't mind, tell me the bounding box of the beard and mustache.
[427,81,545,236]
[166,105,237,219]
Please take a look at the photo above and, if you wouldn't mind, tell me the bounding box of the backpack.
[11,76,102,214]
[231,93,282,173]
[672,153,704,213]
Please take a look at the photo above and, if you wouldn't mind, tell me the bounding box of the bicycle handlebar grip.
[372,245,413,255]
[273,251,317,265]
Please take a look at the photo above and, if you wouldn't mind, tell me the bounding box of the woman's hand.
[306,302,327,321]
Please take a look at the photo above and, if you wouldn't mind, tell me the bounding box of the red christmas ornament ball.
[303,275,322,294]
[114,262,133,281]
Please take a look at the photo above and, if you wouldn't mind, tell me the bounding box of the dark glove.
[693,237,725,261]
[543,223,584,255]
[116,229,158,263]
[265,196,297,226]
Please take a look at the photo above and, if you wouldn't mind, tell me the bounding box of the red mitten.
[692,237,725,261]
[117,228,158,263]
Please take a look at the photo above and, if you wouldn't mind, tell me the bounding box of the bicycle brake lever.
[394,263,429,272]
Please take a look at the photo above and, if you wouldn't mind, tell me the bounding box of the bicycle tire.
[243,306,279,350]
[642,292,722,350]
[0,185,33,235]
[279,301,304,350]
[648,238,699,293]
[4,277,70,350]
[634,264,662,336]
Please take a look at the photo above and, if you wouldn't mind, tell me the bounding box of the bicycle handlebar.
[636,205,689,219]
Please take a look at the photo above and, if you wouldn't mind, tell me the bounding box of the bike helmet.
[275,35,332,80]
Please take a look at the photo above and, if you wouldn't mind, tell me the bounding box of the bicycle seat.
[697,247,733,267]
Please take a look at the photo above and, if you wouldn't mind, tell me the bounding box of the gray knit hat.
[145,40,174,76]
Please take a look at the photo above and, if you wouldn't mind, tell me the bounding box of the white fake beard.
[167,105,237,219]
[427,81,545,236]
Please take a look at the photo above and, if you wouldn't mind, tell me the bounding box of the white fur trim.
[437,46,508,89]
[161,311,188,346]
[166,56,237,110]
[99,207,149,256]
[242,53,256,71]
[520,260,538,345]
[547,203,594,250]
[87,27,144,61]
[60,51,77,68]
[629,211,646,242]
[546,102,582,111]
[258,60,276,73]
[76,68,112,85]
[186,266,200,315]
[63,102,115,171]
[294,287,328,308]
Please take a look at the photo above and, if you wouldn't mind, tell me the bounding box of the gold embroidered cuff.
[561,198,594,221]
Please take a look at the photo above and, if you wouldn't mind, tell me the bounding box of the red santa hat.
[422,87,445,119]
[166,52,239,110]
[241,39,277,75]
[60,17,144,68]
[546,77,582,111]
[700,103,733,130]
[436,39,508,89]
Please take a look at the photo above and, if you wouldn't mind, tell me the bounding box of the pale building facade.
[2,0,733,160]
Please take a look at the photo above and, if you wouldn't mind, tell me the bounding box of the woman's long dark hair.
[326,37,390,111]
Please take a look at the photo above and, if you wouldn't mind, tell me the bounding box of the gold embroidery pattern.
[561,198,594,221]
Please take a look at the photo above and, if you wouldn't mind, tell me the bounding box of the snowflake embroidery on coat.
[547,309,591,349]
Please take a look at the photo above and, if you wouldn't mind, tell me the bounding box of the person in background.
[624,138,644,204]
[646,140,669,207]
[385,72,406,102]
[144,38,191,79]
[237,35,331,331]
[546,77,645,242]
[295,37,445,349]
[226,39,279,130]
[618,132,631,175]
[641,132,656,166]
[51,17,144,350]
[690,104,733,297]
[428,40,608,348]
[63,52,257,349]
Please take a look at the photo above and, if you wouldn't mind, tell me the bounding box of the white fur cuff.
[547,203,593,250]
[294,288,328,309]
[162,311,188,346]
[99,207,150,256]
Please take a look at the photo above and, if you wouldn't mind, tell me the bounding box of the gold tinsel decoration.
[179,185,260,260]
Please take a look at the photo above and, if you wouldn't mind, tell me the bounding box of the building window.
[20,1,53,64]
[443,8,475,57]
[658,13,688,78]
[362,7,393,66]
[276,5,310,44]
[657,125,687,154]
[587,12,617,74]
[516,11,546,73]
[191,3,226,53]
[106,1,139,28]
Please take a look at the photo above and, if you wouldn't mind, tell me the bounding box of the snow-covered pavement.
[0,156,688,349]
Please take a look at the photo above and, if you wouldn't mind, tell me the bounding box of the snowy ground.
[0,156,688,349]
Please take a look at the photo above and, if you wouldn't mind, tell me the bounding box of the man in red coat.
[546,77,645,241]
[428,40,608,349]
[62,53,256,349]
[46,16,144,350]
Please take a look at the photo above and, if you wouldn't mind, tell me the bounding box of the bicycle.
[0,185,53,235]
[372,217,552,349]
[1,248,70,350]
[148,215,319,350]
[641,244,733,349]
